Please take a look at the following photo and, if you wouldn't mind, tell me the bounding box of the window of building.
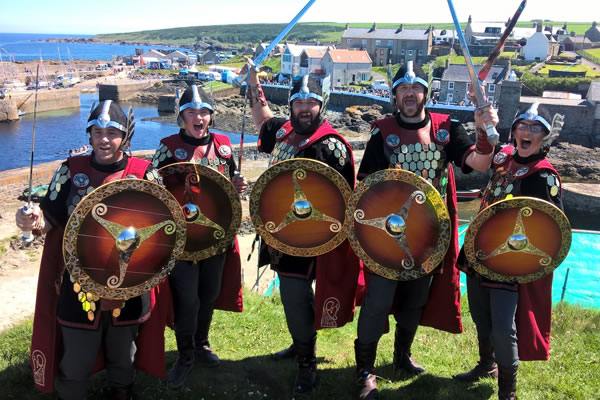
[376,40,381,45]
[283,54,291,63]
[448,81,455,90]
[387,40,393,46]
[408,50,413,56]
[380,49,385,55]
[362,39,367,46]
[447,93,454,102]
[488,95,494,102]
[347,39,352,45]
[488,83,496,93]
[401,49,405,55]
[418,49,423,56]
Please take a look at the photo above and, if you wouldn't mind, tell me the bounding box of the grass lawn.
[537,64,600,78]
[583,48,600,58]
[1,290,598,399]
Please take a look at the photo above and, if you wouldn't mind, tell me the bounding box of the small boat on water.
[68,145,90,157]
[456,188,481,201]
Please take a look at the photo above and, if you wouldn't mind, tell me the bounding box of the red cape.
[30,228,170,393]
[419,166,463,334]
[313,241,364,330]
[516,274,553,361]
[214,238,244,312]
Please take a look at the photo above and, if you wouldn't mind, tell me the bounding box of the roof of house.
[587,81,600,102]
[441,64,506,84]
[563,36,592,44]
[303,47,328,58]
[467,22,537,40]
[142,49,166,57]
[325,49,372,64]
[342,27,429,41]
[166,50,188,57]
[284,44,332,57]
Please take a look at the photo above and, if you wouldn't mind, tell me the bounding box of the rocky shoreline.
[137,82,600,183]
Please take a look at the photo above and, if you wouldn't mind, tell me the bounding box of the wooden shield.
[463,196,572,284]
[250,158,352,257]
[63,179,186,300]
[159,162,242,261]
[346,169,451,281]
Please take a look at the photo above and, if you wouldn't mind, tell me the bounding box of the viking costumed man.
[454,103,565,400]
[16,100,168,400]
[245,65,361,396]
[353,61,498,399]
[152,85,247,389]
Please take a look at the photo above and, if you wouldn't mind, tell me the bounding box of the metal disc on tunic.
[63,179,186,300]
[463,196,572,284]
[249,158,352,257]
[346,169,451,281]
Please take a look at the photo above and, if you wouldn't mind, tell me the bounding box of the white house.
[523,24,556,61]
[165,50,190,66]
[321,49,372,86]
[281,44,334,77]
[140,50,168,64]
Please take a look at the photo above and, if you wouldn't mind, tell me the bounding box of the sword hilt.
[477,102,500,146]
[20,202,35,244]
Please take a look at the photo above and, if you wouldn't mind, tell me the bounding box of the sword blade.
[478,0,527,81]
[447,0,499,145]
[254,0,317,66]
[238,0,317,171]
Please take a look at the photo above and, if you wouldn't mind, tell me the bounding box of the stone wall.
[0,101,18,122]
[518,100,599,147]
[99,82,152,102]
[9,89,80,114]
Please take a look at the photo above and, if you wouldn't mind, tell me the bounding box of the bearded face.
[290,99,321,134]
[394,83,426,120]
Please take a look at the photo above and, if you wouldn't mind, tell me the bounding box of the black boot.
[168,334,195,389]
[354,340,378,400]
[393,326,425,374]
[292,335,317,396]
[454,338,498,382]
[498,366,518,400]
[194,317,220,367]
[272,343,295,360]
[109,384,135,400]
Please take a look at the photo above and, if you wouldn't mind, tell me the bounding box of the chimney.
[468,15,472,24]
[570,31,576,37]
[445,56,450,69]
[593,21,598,28]
[396,24,404,33]
[369,22,376,33]
[345,23,349,30]
[563,23,567,30]
[536,23,542,33]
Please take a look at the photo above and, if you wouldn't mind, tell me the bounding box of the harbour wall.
[0,89,80,121]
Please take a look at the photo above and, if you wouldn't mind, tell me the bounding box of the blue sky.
[2,0,595,35]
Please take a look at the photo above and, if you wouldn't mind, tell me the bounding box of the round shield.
[159,162,241,261]
[346,169,451,281]
[63,179,186,300]
[250,158,352,257]
[463,196,571,284]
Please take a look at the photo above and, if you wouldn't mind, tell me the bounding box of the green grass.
[136,68,179,76]
[93,22,596,48]
[583,48,600,58]
[537,64,600,77]
[1,290,599,399]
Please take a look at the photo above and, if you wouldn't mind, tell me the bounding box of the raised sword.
[447,0,500,145]
[478,0,527,81]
